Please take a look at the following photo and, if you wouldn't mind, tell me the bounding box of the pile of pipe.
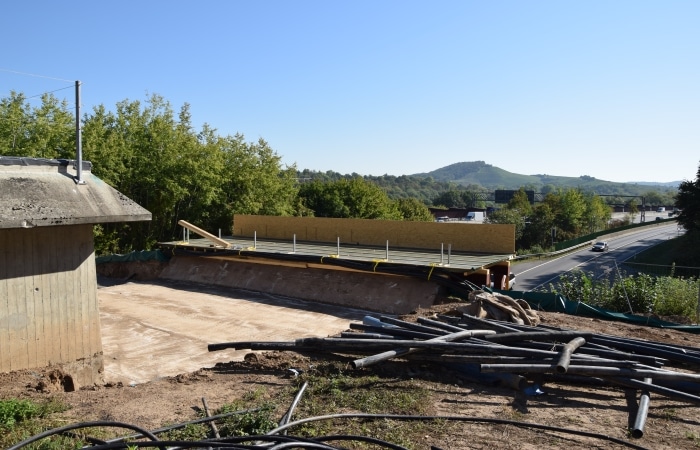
[210,313,700,439]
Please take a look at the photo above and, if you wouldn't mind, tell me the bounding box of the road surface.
[513,222,682,292]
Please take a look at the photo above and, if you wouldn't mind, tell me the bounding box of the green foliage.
[550,270,700,319]
[298,177,402,220]
[487,208,527,241]
[0,399,40,427]
[507,188,533,217]
[0,398,73,450]
[676,162,700,233]
[214,403,277,436]
[82,95,298,253]
[0,92,74,159]
[299,361,430,416]
[394,197,434,221]
[158,423,209,441]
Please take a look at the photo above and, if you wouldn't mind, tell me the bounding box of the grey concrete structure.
[0,157,150,388]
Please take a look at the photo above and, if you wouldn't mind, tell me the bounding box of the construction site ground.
[2,278,700,449]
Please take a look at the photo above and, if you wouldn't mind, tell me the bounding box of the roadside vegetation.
[544,225,700,322]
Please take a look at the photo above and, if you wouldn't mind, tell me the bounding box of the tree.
[0,92,73,158]
[84,95,216,250]
[213,134,298,229]
[507,188,533,217]
[486,208,527,242]
[554,189,587,240]
[643,190,666,210]
[675,162,700,233]
[520,203,556,250]
[432,190,468,208]
[394,198,434,221]
[0,92,32,154]
[584,193,612,233]
[298,177,401,220]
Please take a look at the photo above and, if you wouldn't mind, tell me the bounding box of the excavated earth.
[2,278,700,449]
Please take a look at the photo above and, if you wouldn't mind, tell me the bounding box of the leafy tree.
[625,199,638,215]
[507,188,532,217]
[212,134,298,229]
[550,188,587,240]
[298,177,401,220]
[25,94,75,159]
[584,193,612,233]
[486,208,527,242]
[0,92,32,154]
[82,95,296,251]
[643,190,667,210]
[520,202,556,250]
[394,198,434,221]
[84,95,212,250]
[432,190,468,208]
[675,162,700,233]
[0,92,73,158]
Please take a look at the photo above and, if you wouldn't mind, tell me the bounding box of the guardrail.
[512,219,679,262]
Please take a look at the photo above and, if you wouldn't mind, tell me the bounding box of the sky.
[1,1,698,183]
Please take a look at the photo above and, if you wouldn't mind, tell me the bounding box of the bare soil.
[2,279,700,449]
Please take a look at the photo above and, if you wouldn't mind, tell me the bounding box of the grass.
[632,238,684,265]
[0,398,76,450]
[1,360,441,449]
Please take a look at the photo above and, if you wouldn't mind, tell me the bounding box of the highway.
[512,222,683,292]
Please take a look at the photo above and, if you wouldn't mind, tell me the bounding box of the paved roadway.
[512,222,683,292]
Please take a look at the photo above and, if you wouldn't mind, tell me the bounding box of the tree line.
[1,91,693,255]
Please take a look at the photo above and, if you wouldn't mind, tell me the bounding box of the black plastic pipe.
[480,363,700,382]
[631,378,651,439]
[351,329,490,369]
[556,337,587,374]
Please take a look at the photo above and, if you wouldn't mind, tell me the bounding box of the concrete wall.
[159,255,440,315]
[0,224,103,387]
[233,215,515,254]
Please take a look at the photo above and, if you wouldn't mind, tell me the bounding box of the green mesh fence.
[494,289,700,333]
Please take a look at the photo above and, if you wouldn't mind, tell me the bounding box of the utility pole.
[74,80,85,185]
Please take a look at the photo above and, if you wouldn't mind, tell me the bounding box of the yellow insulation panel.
[233,215,515,254]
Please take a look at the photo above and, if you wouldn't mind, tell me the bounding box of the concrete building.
[0,157,150,388]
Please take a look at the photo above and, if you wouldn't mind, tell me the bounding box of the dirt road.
[97,278,368,385]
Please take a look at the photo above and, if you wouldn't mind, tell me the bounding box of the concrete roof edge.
[0,156,151,228]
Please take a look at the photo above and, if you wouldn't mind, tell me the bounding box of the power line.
[25,84,75,100]
[0,68,74,83]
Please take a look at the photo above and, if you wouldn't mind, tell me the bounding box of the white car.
[592,241,609,252]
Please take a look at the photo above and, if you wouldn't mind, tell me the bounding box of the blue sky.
[2,1,698,183]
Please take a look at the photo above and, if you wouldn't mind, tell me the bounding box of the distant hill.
[412,161,679,196]
[624,181,682,188]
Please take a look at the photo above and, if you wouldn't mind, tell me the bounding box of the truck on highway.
[465,211,484,221]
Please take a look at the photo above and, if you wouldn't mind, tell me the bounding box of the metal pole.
[385,240,389,261]
[293,234,296,253]
[337,237,340,256]
[74,80,85,184]
[254,231,257,249]
[631,378,651,438]
[448,244,451,266]
[440,243,444,265]
[201,397,220,440]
